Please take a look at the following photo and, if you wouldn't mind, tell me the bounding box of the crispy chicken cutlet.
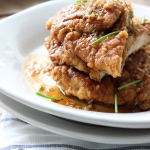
[45,0,150,81]
[43,0,150,111]
[49,44,150,110]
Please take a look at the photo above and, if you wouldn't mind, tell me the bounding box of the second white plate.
[1,92,150,145]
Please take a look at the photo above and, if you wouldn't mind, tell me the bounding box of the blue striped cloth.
[1,110,150,150]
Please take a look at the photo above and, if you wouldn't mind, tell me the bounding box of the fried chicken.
[44,0,150,111]
[49,45,150,110]
[46,0,127,42]
[45,0,150,81]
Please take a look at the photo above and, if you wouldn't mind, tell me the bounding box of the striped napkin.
[1,110,150,150]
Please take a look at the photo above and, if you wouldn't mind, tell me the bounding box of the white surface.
[1,92,150,145]
[0,0,150,128]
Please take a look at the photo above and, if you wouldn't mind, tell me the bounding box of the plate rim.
[1,92,150,145]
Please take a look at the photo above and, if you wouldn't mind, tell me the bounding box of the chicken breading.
[46,0,127,42]
[49,44,150,110]
[44,0,150,111]
[45,0,150,81]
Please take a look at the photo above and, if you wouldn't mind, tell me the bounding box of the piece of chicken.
[45,0,150,81]
[45,18,150,81]
[48,44,150,110]
[46,0,127,42]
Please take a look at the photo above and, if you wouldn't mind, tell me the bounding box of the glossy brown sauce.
[24,54,135,113]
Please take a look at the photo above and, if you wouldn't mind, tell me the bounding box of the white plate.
[1,92,150,145]
[0,0,150,129]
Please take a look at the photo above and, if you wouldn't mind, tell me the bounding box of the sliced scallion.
[131,19,135,32]
[91,31,120,45]
[35,91,63,101]
[76,0,87,2]
[141,15,146,25]
[114,94,118,113]
[118,79,143,91]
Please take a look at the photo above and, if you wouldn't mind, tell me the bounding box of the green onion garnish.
[141,15,146,25]
[114,79,143,113]
[131,19,135,32]
[91,31,120,45]
[35,91,63,101]
[114,94,118,113]
[76,0,87,2]
[118,79,143,91]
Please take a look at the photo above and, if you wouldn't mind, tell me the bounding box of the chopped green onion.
[118,79,143,91]
[91,31,120,45]
[76,0,87,2]
[35,91,63,101]
[141,15,146,25]
[114,94,118,113]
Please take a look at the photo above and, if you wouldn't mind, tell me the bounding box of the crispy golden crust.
[49,45,150,110]
[45,20,150,81]
[44,0,150,110]
[46,0,126,42]
[45,0,130,80]
[45,0,150,81]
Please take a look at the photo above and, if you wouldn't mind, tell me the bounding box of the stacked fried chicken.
[45,0,150,111]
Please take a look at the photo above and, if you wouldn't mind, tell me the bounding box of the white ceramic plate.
[0,0,150,129]
[1,92,150,145]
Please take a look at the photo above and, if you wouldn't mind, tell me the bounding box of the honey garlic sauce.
[24,54,134,113]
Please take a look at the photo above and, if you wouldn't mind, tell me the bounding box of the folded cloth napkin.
[0,110,150,150]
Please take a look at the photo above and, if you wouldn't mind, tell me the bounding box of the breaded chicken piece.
[46,0,127,42]
[45,0,131,80]
[49,44,150,110]
[45,0,150,81]
[45,18,150,81]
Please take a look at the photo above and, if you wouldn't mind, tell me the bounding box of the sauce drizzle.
[24,54,135,113]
